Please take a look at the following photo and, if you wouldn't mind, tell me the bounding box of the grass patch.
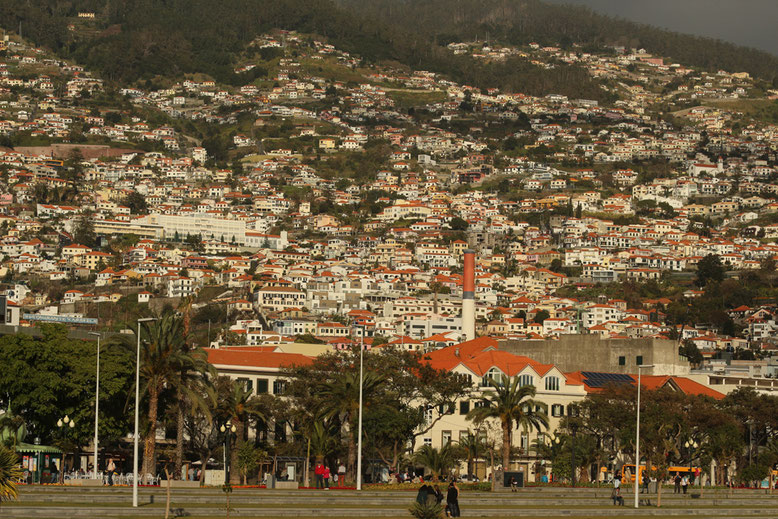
[388,89,447,110]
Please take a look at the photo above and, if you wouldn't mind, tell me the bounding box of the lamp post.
[57,415,76,483]
[684,439,698,479]
[570,424,578,488]
[88,332,101,477]
[220,421,237,485]
[356,324,364,491]
[134,317,156,508]
[634,364,654,509]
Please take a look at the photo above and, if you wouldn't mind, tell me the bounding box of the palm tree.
[215,377,268,485]
[413,444,458,482]
[457,430,487,479]
[467,374,548,471]
[136,312,197,480]
[317,370,384,483]
[0,445,22,507]
[171,298,214,479]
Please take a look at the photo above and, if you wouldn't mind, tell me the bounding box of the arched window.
[481,367,502,387]
[519,374,534,387]
[545,376,560,391]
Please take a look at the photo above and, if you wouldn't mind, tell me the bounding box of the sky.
[546,0,778,56]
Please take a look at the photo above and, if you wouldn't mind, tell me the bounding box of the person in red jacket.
[323,466,331,489]
[314,462,324,489]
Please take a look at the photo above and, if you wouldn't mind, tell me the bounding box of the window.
[618,356,626,366]
[551,404,564,417]
[237,377,253,394]
[481,368,502,387]
[459,401,470,415]
[424,406,434,424]
[636,355,644,366]
[272,380,286,395]
[423,438,432,447]
[442,431,452,447]
[568,405,579,418]
[519,374,534,387]
[256,378,269,394]
[274,422,286,443]
[545,376,559,391]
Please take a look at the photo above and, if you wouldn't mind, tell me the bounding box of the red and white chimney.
[462,249,476,341]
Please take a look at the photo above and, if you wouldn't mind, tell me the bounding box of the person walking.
[106,458,116,486]
[674,472,682,494]
[323,465,331,489]
[681,474,689,495]
[337,462,346,486]
[642,472,649,494]
[432,484,444,505]
[446,481,460,517]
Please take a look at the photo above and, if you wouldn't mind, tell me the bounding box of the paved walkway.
[5,485,778,518]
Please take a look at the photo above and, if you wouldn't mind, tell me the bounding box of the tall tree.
[467,374,548,470]
[135,312,198,480]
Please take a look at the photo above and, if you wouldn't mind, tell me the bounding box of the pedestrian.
[338,462,346,486]
[416,483,430,505]
[432,484,444,505]
[446,481,460,517]
[674,472,682,494]
[106,458,116,486]
[510,476,518,492]
[681,474,689,494]
[642,472,649,493]
[314,461,324,489]
[323,465,331,489]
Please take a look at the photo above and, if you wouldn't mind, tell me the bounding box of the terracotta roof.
[206,348,313,369]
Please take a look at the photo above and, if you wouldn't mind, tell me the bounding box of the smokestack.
[462,249,476,341]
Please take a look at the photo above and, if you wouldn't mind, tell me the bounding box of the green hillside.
[1,0,776,100]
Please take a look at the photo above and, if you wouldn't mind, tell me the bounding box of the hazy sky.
[546,0,778,56]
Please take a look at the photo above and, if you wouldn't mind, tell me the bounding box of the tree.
[413,444,459,481]
[121,191,149,215]
[449,217,469,231]
[0,325,134,446]
[467,375,548,470]
[0,446,22,507]
[695,254,725,287]
[134,312,202,481]
[533,310,550,325]
[236,442,265,485]
[214,377,269,485]
[72,213,97,248]
[456,430,487,478]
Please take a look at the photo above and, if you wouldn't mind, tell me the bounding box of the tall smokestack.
[462,249,476,341]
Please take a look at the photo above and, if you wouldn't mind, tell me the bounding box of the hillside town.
[3,22,778,494]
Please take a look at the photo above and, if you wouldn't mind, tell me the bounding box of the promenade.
[5,485,778,518]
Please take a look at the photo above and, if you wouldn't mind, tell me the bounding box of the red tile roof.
[206,348,313,369]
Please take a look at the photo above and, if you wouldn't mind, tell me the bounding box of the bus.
[620,464,701,483]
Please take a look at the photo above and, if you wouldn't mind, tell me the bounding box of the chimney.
[455,347,460,357]
[462,249,476,341]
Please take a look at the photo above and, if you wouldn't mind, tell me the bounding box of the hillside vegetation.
[1,0,776,100]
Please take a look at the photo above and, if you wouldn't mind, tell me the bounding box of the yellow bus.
[620,464,700,483]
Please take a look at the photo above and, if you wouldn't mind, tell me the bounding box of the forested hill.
[336,0,778,85]
[0,0,612,101]
[1,0,776,100]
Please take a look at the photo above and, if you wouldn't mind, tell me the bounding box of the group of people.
[313,462,346,489]
[416,481,460,517]
[673,472,691,494]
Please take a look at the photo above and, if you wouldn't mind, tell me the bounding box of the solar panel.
[581,371,634,388]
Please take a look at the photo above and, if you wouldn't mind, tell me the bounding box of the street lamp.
[634,364,654,509]
[356,324,365,491]
[134,317,156,508]
[88,332,101,478]
[570,423,578,488]
[57,415,76,483]
[220,421,237,485]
